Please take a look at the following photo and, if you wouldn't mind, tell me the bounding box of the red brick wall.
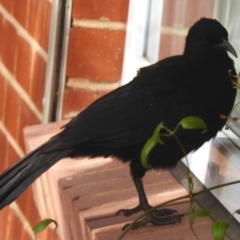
[0,0,54,239]
[62,0,129,118]
[0,0,129,239]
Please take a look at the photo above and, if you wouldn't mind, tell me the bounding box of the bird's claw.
[122,212,184,230]
[116,205,141,216]
[116,205,177,217]
[150,208,178,217]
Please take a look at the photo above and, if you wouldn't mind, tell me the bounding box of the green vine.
[119,111,240,239]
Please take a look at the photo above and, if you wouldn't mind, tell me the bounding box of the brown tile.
[1,20,18,74]
[66,27,125,81]
[62,86,109,119]
[21,121,230,240]
[23,120,66,151]
[93,207,214,240]
[88,202,186,240]
[59,160,188,239]
[73,0,129,22]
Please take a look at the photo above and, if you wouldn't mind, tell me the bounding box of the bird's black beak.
[216,38,238,58]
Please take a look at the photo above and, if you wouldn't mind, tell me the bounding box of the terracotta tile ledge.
[23,121,220,240]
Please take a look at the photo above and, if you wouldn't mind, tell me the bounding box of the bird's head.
[184,18,237,65]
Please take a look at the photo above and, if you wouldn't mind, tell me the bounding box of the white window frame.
[121,0,163,85]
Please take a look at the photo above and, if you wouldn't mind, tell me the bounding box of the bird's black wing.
[54,56,190,149]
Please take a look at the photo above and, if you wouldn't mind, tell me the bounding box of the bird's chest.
[174,71,236,113]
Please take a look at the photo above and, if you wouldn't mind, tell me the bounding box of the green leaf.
[33,218,58,233]
[180,116,207,133]
[189,209,211,228]
[235,209,240,215]
[211,221,229,240]
[141,135,158,169]
[152,122,164,143]
[141,122,165,169]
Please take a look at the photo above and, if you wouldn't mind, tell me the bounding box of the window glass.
[214,0,240,139]
[158,0,214,60]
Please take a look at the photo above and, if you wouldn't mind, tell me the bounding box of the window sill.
[23,121,230,240]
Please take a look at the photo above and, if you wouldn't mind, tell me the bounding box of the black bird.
[0,18,238,228]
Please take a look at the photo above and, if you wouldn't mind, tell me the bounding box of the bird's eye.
[202,39,209,45]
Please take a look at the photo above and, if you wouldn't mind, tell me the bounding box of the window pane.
[214,0,240,139]
[158,0,215,60]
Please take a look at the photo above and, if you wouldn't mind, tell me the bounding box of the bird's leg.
[116,176,184,229]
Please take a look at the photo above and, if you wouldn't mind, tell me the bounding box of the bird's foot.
[116,205,142,217]
[116,205,177,217]
[122,210,184,230]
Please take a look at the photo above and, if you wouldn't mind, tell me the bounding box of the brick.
[29,52,46,111]
[0,13,3,59]
[21,230,33,240]
[0,130,7,173]
[66,27,125,81]
[73,0,129,22]
[6,206,31,240]
[15,36,46,110]
[1,20,18,73]
[159,34,185,60]
[15,35,33,95]
[37,227,61,240]
[40,0,52,51]
[62,86,109,119]
[3,82,21,140]
[0,0,14,14]
[0,206,11,239]
[26,0,43,45]
[0,73,7,120]
[16,187,42,227]
[17,99,40,151]
[0,206,33,240]
[5,140,20,167]
[26,0,52,51]
[162,0,214,28]
[15,34,47,107]
[13,0,30,28]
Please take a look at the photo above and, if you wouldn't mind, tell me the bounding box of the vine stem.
[117,179,240,240]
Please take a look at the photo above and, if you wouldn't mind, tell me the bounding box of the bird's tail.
[0,137,73,210]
